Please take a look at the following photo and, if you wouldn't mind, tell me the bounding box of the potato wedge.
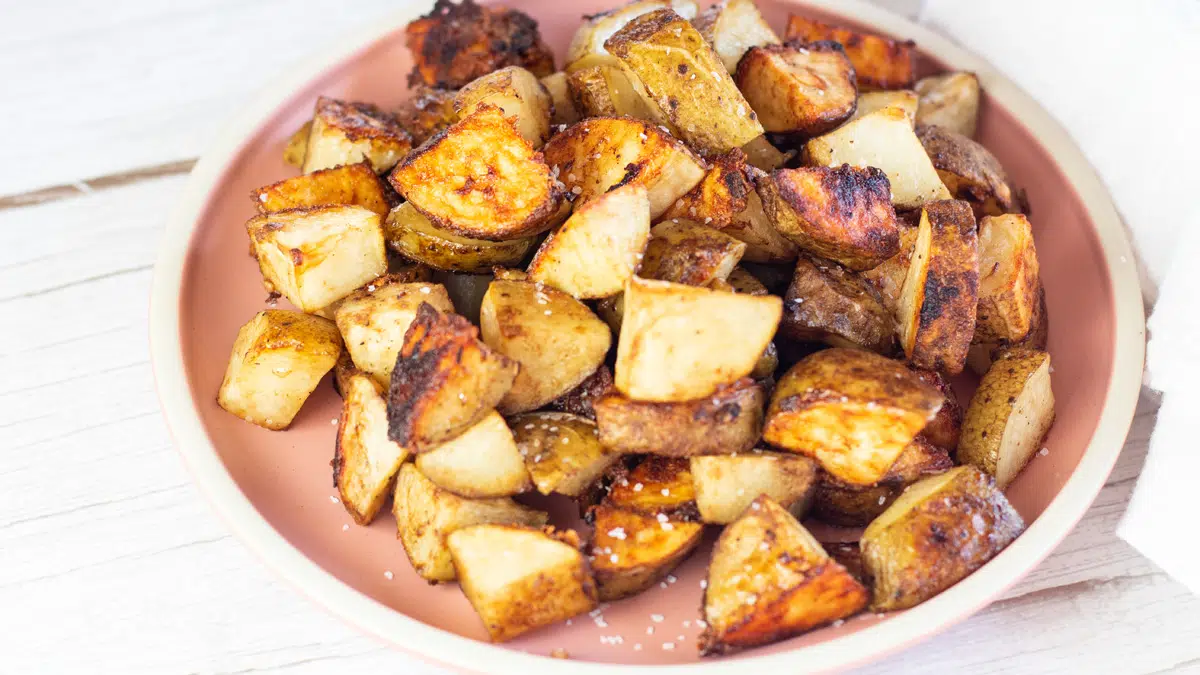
[539,72,579,126]
[735,41,857,136]
[334,276,454,386]
[784,15,914,90]
[862,466,1024,611]
[395,86,459,146]
[333,373,409,524]
[641,220,747,286]
[415,410,532,498]
[959,349,1055,488]
[851,89,918,123]
[217,310,342,430]
[302,97,413,174]
[565,0,698,66]
[589,503,704,601]
[456,66,553,147]
[691,451,819,524]
[975,213,1042,343]
[549,365,614,419]
[860,223,918,315]
[917,124,1020,218]
[387,303,518,449]
[910,368,962,451]
[896,200,979,374]
[595,378,765,457]
[694,0,781,73]
[512,412,621,497]
[383,202,536,273]
[763,348,943,485]
[812,437,953,527]
[283,121,312,168]
[700,496,868,655]
[780,256,895,354]
[606,457,698,518]
[616,277,782,402]
[254,162,392,216]
[915,71,981,137]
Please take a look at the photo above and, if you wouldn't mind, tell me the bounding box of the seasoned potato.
[759,165,900,270]
[543,117,706,219]
[605,9,764,154]
[333,373,409,524]
[917,124,1021,218]
[595,378,765,456]
[641,220,747,286]
[804,107,951,210]
[415,411,532,498]
[253,162,392,216]
[959,349,1055,488]
[387,303,518,449]
[512,412,621,497]
[741,134,791,171]
[606,457,698,518]
[896,200,979,374]
[861,223,918,315]
[333,276,453,386]
[394,465,547,583]
[967,284,1049,375]
[700,496,868,655]
[302,97,413,174]
[283,121,312,168]
[694,0,781,73]
[974,213,1042,343]
[566,0,698,66]
[549,365,614,419]
[455,66,553,147]
[566,62,669,125]
[616,277,782,402]
[389,106,561,241]
[852,89,919,123]
[588,503,704,601]
[910,368,963,451]
[538,72,578,126]
[780,256,894,354]
[404,0,555,89]
[247,206,388,315]
[735,41,857,136]
[383,202,536,273]
[915,71,981,137]
[727,171,802,263]
[332,350,363,399]
[691,451,819,524]
[763,348,943,485]
[862,466,1025,611]
[479,280,612,414]
[784,15,914,90]
[526,184,651,299]
[394,86,459,146]
[812,437,953,527]
[217,310,342,430]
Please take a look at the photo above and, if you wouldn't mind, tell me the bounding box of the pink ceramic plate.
[149,0,1145,671]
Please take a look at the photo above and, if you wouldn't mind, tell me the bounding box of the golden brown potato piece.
[566,62,669,125]
[383,202,536,273]
[975,213,1042,343]
[781,256,895,354]
[736,41,857,136]
[967,285,1049,375]
[218,310,343,430]
[616,277,782,402]
[334,276,454,386]
[915,71,981,137]
[959,349,1055,488]
[253,162,392,216]
[394,86,459,146]
[404,0,555,89]
[302,97,413,174]
[595,378,765,457]
[393,464,548,583]
[605,9,764,154]
[896,200,980,374]
[606,457,698,519]
[763,348,943,485]
[332,350,363,399]
[512,412,621,497]
[283,121,312,168]
[526,184,651,299]
[548,365,614,419]
[641,220,747,286]
[565,0,698,66]
[415,411,532,498]
[455,66,553,147]
[539,72,579,126]
[861,223,918,315]
[334,373,409,524]
[700,496,868,655]
[784,15,914,90]
[862,466,1025,611]
[388,105,561,241]
[387,303,518,449]
[812,437,953,527]
[691,450,819,524]
[479,280,612,414]
[589,503,704,601]
[910,368,963,451]
[694,0,781,72]
[917,124,1020,218]
[852,89,919,124]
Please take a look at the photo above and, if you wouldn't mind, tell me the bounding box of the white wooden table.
[2,1,1197,673]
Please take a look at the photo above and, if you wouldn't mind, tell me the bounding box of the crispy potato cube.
[616,277,782,402]
[566,0,698,66]
[395,86,459,146]
[527,184,651,299]
[415,410,531,498]
[641,220,747,286]
[540,72,580,125]
[812,437,953,527]
[456,66,553,147]
[387,303,518,449]
[246,205,388,314]
[852,89,918,123]
[910,368,963,451]
[780,255,895,353]
[861,223,919,315]
[394,464,547,583]
[917,124,1021,218]
[217,310,342,430]
[805,107,951,210]
[479,280,612,414]
[915,72,981,137]
[595,378,765,457]
[404,0,555,89]
[283,121,312,168]
[862,466,1025,611]
[736,41,857,136]
[606,457,698,518]
[959,349,1055,488]
[784,15,914,90]
[334,373,409,524]
[974,213,1042,343]
[383,202,535,273]
[700,496,868,655]
[253,162,392,216]
[512,412,620,497]
[589,503,704,601]
[763,348,943,485]
[691,451,819,524]
[694,0,781,73]
[896,200,980,374]
[302,97,413,174]
[549,365,614,419]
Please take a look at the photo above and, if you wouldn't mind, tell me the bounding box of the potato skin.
[784,15,915,90]
[735,41,858,136]
[606,457,698,520]
[861,223,918,315]
[917,124,1020,218]
[781,255,895,354]
[812,437,953,527]
[640,220,747,286]
[383,202,536,273]
[511,412,621,497]
[588,503,704,601]
[302,97,413,174]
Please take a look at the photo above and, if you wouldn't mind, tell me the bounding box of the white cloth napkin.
[919,0,1200,592]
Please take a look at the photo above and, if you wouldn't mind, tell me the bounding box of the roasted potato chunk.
[691,450,819,524]
[700,496,868,655]
[283,121,312,168]
[917,124,1021,218]
[589,503,704,601]
[974,213,1042,343]
[566,62,668,125]
[910,368,963,451]
[852,89,918,123]
[455,66,553,147]
[566,0,698,66]
[334,373,409,524]
[217,310,342,430]
[736,41,857,136]
[387,303,518,449]
[302,97,413,174]
[915,71,981,137]
[812,437,953,527]
[606,9,764,154]
[861,223,918,315]
[548,365,614,419]
[540,72,579,125]
[415,410,532,498]
[694,0,781,73]
[512,412,621,497]
[967,285,1049,375]
[479,280,612,414]
[595,378,765,457]
[896,200,979,374]
[405,0,555,89]
[247,205,388,315]
[383,202,536,273]
[862,466,1025,611]
[254,162,392,216]
[395,465,547,583]
[332,350,363,399]
[784,15,914,90]
[780,255,895,353]
[616,277,782,402]
[606,457,698,518]
[959,349,1055,488]
[641,220,747,286]
[763,348,943,485]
